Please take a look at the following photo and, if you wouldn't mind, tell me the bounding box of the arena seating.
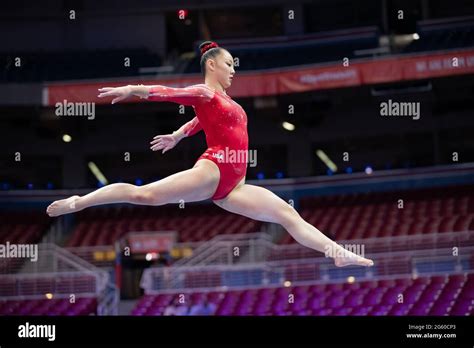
[279,185,474,244]
[0,210,50,244]
[0,297,97,315]
[66,204,263,247]
[132,273,473,316]
[3,19,472,83]
[404,18,474,53]
[184,27,380,73]
[0,48,161,82]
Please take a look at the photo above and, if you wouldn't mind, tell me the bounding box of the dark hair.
[199,41,225,76]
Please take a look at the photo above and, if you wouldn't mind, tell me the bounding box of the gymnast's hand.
[98,86,133,104]
[150,133,178,154]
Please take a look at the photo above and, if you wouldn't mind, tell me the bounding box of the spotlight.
[282,121,295,131]
[316,149,338,172]
[146,252,159,261]
[62,134,72,143]
[88,162,108,186]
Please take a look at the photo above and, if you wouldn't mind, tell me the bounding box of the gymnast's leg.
[214,184,374,267]
[46,159,219,217]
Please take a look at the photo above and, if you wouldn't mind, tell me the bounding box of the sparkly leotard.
[147,84,248,200]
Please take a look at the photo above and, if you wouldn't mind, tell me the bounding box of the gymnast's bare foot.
[334,252,374,267]
[46,195,81,217]
[327,243,374,267]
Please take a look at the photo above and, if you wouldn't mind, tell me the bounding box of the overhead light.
[88,162,109,186]
[146,252,159,261]
[282,121,295,131]
[316,149,338,172]
[62,134,72,143]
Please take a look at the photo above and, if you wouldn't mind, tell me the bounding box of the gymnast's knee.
[276,203,301,228]
[131,187,165,206]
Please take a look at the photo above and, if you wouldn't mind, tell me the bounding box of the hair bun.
[200,41,219,56]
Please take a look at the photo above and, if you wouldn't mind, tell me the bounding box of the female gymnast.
[47,41,374,267]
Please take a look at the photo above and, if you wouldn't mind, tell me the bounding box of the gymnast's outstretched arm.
[98,84,210,153]
[47,83,220,217]
[98,83,214,105]
[150,117,202,153]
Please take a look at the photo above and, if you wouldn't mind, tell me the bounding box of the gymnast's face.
[207,50,235,90]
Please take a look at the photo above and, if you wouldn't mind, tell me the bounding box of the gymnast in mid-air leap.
[47,41,374,267]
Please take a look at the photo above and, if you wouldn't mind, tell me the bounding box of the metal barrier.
[0,243,118,315]
[172,232,272,267]
[66,240,206,267]
[168,230,474,266]
[268,230,474,262]
[66,245,116,268]
[140,233,474,294]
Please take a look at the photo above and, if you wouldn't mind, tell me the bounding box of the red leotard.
[147,84,248,200]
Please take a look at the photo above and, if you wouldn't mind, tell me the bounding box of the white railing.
[66,245,116,268]
[0,243,118,315]
[140,245,474,294]
[172,232,271,267]
[268,230,474,262]
[168,230,474,266]
[62,229,472,270]
[66,240,206,267]
[143,230,473,290]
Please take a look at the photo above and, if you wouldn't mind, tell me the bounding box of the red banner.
[44,49,474,106]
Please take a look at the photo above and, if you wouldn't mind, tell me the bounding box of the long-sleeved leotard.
[179,116,202,137]
[147,84,248,200]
